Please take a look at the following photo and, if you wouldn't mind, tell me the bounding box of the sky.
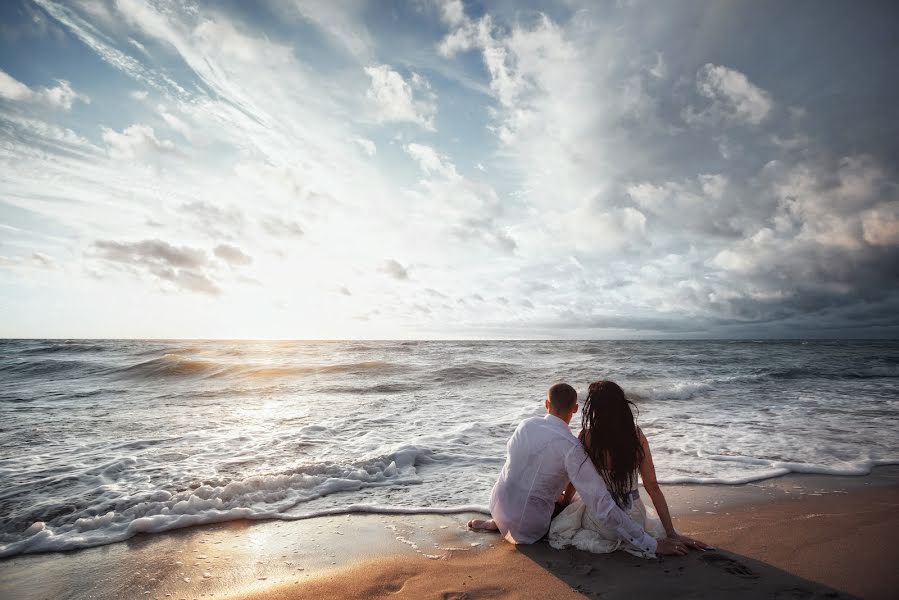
[0,0,897,339]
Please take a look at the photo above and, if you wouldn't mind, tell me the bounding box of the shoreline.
[2,466,897,599]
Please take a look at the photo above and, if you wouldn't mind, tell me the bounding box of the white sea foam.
[0,444,474,557]
[629,380,713,401]
[657,457,899,485]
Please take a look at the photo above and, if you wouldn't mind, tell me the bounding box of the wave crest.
[110,355,398,381]
[0,445,433,558]
[432,361,518,382]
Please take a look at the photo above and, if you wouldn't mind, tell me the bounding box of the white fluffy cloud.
[352,136,376,156]
[364,64,437,130]
[404,143,457,178]
[101,124,175,161]
[380,259,409,280]
[0,251,58,270]
[0,69,89,110]
[684,64,773,126]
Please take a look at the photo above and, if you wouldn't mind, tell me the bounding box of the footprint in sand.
[700,552,759,579]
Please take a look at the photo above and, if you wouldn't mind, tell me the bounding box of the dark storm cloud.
[538,310,721,335]
[516,0,899,337]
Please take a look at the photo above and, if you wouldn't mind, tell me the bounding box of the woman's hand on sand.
[670,532,713,551]
[655,538,689,556]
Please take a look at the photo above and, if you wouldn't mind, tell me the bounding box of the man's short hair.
[547,382,577,412]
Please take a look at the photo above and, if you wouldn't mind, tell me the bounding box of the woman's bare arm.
[637,429,677,536]
[560,480,576,505]
[638,430,711,549]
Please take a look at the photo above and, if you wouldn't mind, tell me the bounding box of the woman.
[548,380,709,557]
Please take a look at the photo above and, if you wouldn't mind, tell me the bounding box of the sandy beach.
[2,467,896,600]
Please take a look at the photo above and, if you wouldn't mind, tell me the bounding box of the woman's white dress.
[547,485,666,558]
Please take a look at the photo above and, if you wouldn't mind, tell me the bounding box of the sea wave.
[656,457,899,485]
[109,354,399,381]
[432,361,518,382]
[16,342,110,355]
[318,382,421,395]
[0,444,441,558]
[763,365,899,380]
[0,358,103,379]
[628,381,713,402]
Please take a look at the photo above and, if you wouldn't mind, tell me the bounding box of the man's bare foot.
[467,518,499,532]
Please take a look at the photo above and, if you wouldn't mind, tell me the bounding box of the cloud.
[380,259,409,280]
[158,105,192,139]
[259,216,304,238]
[648,52,667,79]
[437,0,466,27]
[92,239,220,295]
[278,0,373,60]
[0,251,58,270]
[702,155,899,318]
[626,173,756,238]
[400,142,517,255]
[214,243,252,267]
[29,251,56,269]
[129,89,148,100]
[94,239,207,269]
[452,217,516,254]
[101,124,175,161]
[166,269,221,295]
[862,203,899,246]
[404,143,457,178]
[181,201,245,237]
[0,69,89,110]
[6,0,897,338]
[352,136,376,156]
[364,65,437,130]
[683,64,773,126]
[437,10,575,134]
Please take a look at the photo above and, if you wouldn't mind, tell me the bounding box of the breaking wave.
[0,445,458,557]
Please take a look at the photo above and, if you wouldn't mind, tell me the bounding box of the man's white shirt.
[488,414,657,555]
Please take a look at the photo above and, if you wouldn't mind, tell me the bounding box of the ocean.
[1,339,897,557]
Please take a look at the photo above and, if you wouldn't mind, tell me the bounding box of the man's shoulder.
[520,416,577,442]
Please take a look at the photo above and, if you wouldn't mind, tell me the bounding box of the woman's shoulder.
[577,428,590,447]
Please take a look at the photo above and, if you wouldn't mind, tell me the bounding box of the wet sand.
[2,467,897,599]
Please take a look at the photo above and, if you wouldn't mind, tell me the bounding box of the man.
[468,383,688,557]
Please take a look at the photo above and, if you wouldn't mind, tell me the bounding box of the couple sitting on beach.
[469,381,709,557]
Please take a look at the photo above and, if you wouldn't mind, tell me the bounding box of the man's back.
[489,414,576,543]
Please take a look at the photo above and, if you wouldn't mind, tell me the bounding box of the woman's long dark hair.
[579,380,644,507]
